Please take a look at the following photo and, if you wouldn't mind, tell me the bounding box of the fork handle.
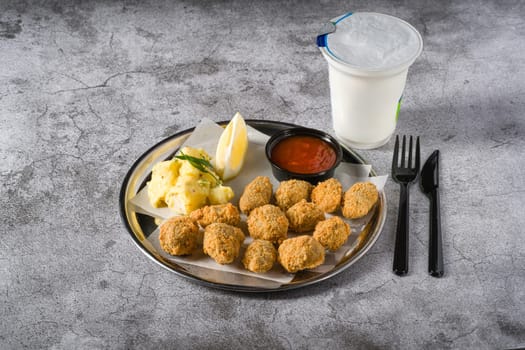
[393,183,410,275]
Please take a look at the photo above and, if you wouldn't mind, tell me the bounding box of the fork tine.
[401,135,406,167]
[392,135,399,169]
[408,136,413,168]
[415,136,421,170]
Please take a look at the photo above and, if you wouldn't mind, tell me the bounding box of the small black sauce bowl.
[265,127,343,185]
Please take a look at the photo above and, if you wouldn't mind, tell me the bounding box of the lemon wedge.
[215,112,248,181]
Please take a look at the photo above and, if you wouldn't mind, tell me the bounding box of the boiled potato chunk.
[176,147,221,186]
[178,158,201,178]
[209,185,235,205]
[200,172,221,187]
[165,175,211,214]
[147,159,181,208]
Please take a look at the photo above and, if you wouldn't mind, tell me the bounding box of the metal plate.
[119,120,387,292]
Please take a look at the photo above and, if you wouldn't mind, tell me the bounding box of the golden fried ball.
[203,223,245,264]
[311,178,343,213]
[313,216,351,251]
[278,235,325,273]
[239,176,273,214]
[242,239,277,273]
[159,216,200,256]
[275,179,313,211]
[247,204,289,244]
[286,199,325,232]
[342,182,379,219]
[189,203,241,228]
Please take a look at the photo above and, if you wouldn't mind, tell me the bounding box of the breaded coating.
[189,203,241,228]
[278,235,325,273]
[242,239,277,273]
[286,200,325,233]
[247,204,289,244]
[239,176,273,214]
[342,182,379,219]
[311,178,343,213]
[313,216,351,251]
[203,223,245,264]
[159,216,200,256]
[275,179,313,211]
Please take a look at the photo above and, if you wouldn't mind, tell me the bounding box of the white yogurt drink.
[318,12,423,149]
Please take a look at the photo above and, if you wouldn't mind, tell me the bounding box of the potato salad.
[147,146,234,214]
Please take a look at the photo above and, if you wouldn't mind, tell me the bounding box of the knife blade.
[420,150,444,277]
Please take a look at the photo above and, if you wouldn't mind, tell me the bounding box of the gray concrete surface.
[1,0,524,349]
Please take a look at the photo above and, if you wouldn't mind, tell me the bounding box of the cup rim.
[319,12,423,77]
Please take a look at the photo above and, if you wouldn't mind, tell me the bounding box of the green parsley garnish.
[175,151,222,185]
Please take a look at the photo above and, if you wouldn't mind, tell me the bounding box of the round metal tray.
[119,120,387,292]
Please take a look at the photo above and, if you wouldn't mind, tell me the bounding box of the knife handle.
[393,183,409,276]
[429,190,444,277]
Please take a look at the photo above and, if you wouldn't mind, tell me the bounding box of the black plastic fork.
[392,135,420,276]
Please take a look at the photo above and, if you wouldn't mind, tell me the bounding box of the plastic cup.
[318,12,423,149]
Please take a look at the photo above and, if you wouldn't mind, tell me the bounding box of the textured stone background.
[1,0,524,349]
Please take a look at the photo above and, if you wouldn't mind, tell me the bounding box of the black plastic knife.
[420,150,444,277]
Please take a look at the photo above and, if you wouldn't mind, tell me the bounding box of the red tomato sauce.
[270,135,337,174]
